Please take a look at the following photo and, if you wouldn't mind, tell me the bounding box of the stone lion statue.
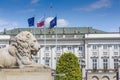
[0,31,48,69]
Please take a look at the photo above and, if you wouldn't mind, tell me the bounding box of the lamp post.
[52,73,65,76]
[81,59,86,80]
[118,60,120,80]
[51,71,65,80]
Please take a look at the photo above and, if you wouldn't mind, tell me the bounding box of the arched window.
[92,76,99,80]
[102,76,110,80]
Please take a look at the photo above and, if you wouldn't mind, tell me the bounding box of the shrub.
[55,52,82,80]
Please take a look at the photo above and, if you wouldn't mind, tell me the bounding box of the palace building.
[0,27,119,80]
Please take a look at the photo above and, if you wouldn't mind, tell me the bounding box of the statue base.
[0,68,52,80]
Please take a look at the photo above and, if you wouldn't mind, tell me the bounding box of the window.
[92,59,97,69]
[78,46,83,51]
[68,46,72,50]
[56,46,61,51]
[103,59,108,69]
[114,59,118,69]
[114,52,118,55]
[34,60,38,63]
[92,45,98,50]
[45,47,49,51]
[103,45,108,49]
[114,44,118,49]
[78,59,83,68]
[45,59,50,66]
[78,59,81,63]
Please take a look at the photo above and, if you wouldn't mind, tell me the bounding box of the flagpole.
[55,16,58,69]
[50,2,53,69]
[49,3,57,69]
[36,14,46,65]
[34,15,36,37]
[55,15,58,53]
[43,14,47,66]
[33,15,36,62]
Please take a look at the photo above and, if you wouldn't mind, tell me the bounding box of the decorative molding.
[43,57,50,60]
[101,56,109,59]
[90,56,98,58]
[97,44,101,47]
[108,44,112,47]
[112,56,120,59]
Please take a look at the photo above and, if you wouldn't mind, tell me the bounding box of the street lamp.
[81,59,86,80]
[51,72,65,80]
[52,73,65,76]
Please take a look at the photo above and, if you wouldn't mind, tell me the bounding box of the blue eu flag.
[49,16,57,28]
[28,17,34,27]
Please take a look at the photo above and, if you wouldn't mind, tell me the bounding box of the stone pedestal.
[0,68,52,80]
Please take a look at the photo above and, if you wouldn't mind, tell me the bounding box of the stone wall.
[0,68,52,80]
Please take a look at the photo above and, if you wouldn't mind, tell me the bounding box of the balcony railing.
[86,69,116,73]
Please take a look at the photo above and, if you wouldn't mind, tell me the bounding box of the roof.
[85,33,120,38]
[0,27,107,36]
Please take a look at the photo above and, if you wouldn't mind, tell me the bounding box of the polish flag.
[37,17,45,27]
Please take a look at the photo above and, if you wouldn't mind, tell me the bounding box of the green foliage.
[55,52,82,80]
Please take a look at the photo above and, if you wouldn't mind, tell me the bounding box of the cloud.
[18,9,35,13]
[0,19,19,31]
[0,19,8,26]
[11,22,19,28]
[45,17,69,27]
[57,19,69,27]
[31,0,39,4]
[79,0,111,11]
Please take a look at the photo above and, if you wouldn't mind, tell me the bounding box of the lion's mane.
[0,31,40,68]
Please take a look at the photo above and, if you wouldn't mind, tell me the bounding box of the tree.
[55,52,82,80]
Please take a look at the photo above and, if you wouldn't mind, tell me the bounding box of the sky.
[0,0,120,32]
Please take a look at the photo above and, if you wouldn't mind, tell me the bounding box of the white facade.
[0,31,119,80]
[85,34,119,80]
[85,33,120,70]
[34,33,120,70]
[35,33,119,80]
[36,39,85,69]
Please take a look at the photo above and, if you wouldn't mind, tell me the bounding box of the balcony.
[102,68,109,72]
[86,69,115,73]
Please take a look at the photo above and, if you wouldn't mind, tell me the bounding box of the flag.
[37,17,45,27]
[49,16,57,28]
[28,17,34,27]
